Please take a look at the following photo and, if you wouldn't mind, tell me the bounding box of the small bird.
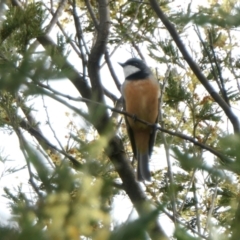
[119,58,160,181]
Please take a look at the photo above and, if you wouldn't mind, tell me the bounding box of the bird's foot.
[132,114,137,122]
[153,123,160,132]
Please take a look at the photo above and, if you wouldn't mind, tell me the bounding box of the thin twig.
[227,31,240,92]
[42,2,83,58]
[42,96,66,152]
[5,106,42,196]
[105,50,121,91]
[205,182,219,234]
[194,26,222,92]
[159,67,177,223]
[208,30,230,106]
[193,179,201,234]
[161,207,208,239]
[19,118,82,168]
[103,87,119,102]
[45,0,68,34]
[72,0,88,79]
[84,0,99,29]
[178,169,196,213]
[20,136,42,196]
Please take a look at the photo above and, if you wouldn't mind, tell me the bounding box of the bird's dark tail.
[137,152,151,181]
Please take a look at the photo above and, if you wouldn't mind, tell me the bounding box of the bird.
[119,58,160,181]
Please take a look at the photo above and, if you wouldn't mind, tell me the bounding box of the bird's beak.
[118,62,124,67]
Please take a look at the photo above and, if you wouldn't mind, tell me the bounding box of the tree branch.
[19,118,81,168]
[43,2,82,58]
[208,30,230,106]
[37,35,92,101]
[85,0,99,29]
[104,50,121,91]
[159,67,177,223]
[45,0,68,34]
[148,0,240,133]
[72,0,88,79]
[86,0,111,134]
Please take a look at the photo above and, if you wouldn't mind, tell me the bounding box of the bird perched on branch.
[119,58,160,181]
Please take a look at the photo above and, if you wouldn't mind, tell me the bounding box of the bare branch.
[161,207,208,239]
[17,129,42,197]
[72,0,88,79]
[205,182,218,235]
[87,0,111,133]
[42,96,66,152]
[104,50,121,91]
[194,26,222,92]
[85,0,99,29]
[178,170,196,213]
[37,35,92,101]
[103,87,119,103]
[227,31,240,92]
[208,30,230,106]
[43,2,82,58]
[193,180,201,234]
[2,94,43,196]
[159,67,177,223]
[131,41,145,61]
[19,119,82,168]
[45,0,68,34]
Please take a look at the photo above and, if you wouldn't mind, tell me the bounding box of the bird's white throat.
[123,65,141,78]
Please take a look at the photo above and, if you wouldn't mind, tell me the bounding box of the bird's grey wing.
[148,99,159,157]
[122,98,137,159]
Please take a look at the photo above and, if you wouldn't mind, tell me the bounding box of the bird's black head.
[119,58,151,80]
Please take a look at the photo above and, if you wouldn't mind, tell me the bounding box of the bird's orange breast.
[122,78,160,129]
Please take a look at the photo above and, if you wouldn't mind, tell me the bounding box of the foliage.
[0,0,240,239]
